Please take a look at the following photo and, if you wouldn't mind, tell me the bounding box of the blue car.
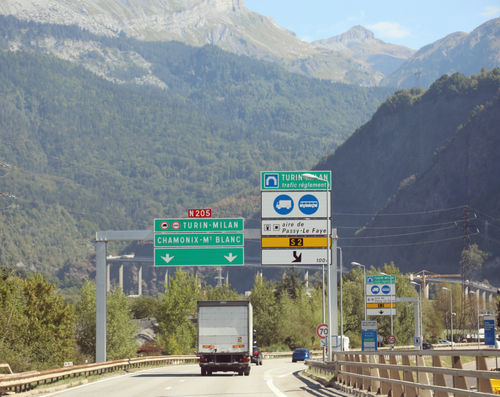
[292,348,310,362]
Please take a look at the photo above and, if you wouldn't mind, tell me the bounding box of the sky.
[244,0,500,50]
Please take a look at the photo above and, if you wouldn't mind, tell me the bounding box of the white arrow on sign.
[224,253,238,263]
[161,254,175,264]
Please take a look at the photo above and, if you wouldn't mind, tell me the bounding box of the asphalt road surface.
[40,358,348,397]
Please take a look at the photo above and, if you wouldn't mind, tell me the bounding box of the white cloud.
[480,6,500,17]
[367,22,410,39]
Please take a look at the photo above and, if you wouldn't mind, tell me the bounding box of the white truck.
[197,300,253,376]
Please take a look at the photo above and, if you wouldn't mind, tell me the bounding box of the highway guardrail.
[0,355,198,394]
[306,347,500,396]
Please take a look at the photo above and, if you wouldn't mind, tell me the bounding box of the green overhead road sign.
[261,171,331,190]
[154,247,244,266]
[155,218,244,233]
[366,275,396,284]
[155,233,244,248]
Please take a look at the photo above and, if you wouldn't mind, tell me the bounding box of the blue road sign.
[298,194,319,215]
[371,285,381,294]
[381,285,391,294]
[484,317,496,346]
[362,330,378,351]
[273,194,294,215]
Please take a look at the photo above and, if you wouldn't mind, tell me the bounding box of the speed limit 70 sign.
[316,323,328,339]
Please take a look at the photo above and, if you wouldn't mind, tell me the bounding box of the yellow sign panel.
[261,236,330,248]
[366,303,396,309]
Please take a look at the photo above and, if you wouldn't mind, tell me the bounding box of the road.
[40,358,348,397]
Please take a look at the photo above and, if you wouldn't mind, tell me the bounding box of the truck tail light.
[239,357,250,362]
[199,357,207,363]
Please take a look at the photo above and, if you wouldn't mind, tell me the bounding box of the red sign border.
[316,323,328,339]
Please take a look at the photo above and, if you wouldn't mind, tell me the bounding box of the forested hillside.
[0,43,392,283]
[315,69,500,281]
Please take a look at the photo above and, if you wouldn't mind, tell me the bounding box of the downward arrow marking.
[224,253,237,262]
[161,254,174,264]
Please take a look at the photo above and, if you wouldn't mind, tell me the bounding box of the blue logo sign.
[273,194,294,215]
[298,194,319,215]
[371,285,380,294]
[381,285,391,294]
[264,173,279,188]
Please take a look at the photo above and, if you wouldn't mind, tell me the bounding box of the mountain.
[313,26,415,77]
[356,85,500,279]
[0,0,407,85]
[383,18,500,88]
[0,40,391,286]
[314,69,500,281]
[2,1,500,89]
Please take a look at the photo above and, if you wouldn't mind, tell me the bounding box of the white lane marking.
[264,369,288,397]
[40,370,141,396]
[179,379,185,383]
[40,366,181,396]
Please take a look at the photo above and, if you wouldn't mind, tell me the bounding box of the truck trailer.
[197,300,253,376]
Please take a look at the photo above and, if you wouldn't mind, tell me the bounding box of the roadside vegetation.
[0,263,498,372]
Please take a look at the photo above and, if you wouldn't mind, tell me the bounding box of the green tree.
[22,274,76,368]
[341,267,365,348]
[0,268,31,371]
[460,244,488,282]
[204,284,240,301]
[422,298,441,342]
[275,270,303,299]
[276,285,322,350]
[129,295,159,319]
[0,269,75,371]
[155,269,202,354]
[75,280,96,359]
[433,282,461,342]
[75,280,137,361]
[106,288,138,360]
[249,275,279,347]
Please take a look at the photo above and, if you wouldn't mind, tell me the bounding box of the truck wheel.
[238,370,243,376]
[244,367,250,376]
[201,368,206,376]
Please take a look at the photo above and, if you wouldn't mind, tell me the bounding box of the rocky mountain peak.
[335,25,375,43]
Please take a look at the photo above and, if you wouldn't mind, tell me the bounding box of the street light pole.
[442,287,454,349]
[351,262,366,321]
[338,247,344,351]
[469,290,480,349]
[411,281,423,350]
[301,172,335,360]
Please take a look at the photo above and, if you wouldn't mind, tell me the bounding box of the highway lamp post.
[411,281,423,350]
[469,290,481,349]
[338,247,344,350]
[442,287,454,349]
[301,173,336,361]
[351,262,366,321]
[321,263,326,361]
